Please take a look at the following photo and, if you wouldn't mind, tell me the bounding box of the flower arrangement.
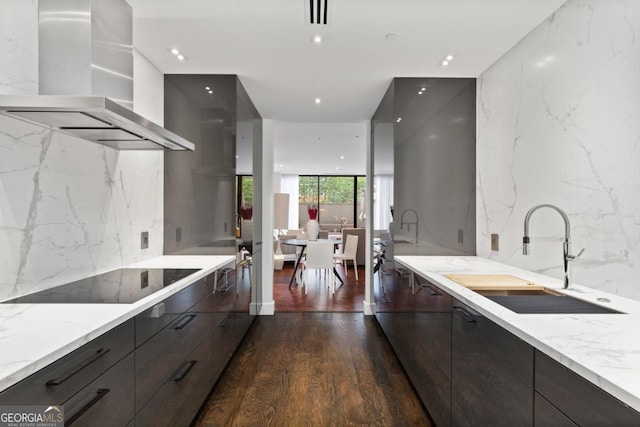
[240,203,253,220]
[307,204,318,220]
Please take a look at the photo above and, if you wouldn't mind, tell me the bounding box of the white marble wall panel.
[0,8,165,301]
[0,118,164,300]
[477,0,640,300]
[0,0,38,95]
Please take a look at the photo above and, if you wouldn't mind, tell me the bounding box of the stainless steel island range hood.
[0,95,194,150]
[0,0,194,151]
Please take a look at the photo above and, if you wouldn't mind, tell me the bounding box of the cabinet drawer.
[135,332,213,427]
[190,279,236,313]
[135,312,213,409]
[535,351,640,426]
[134,304,179,348]
[162,276,211,314]
[534,392,578,427]
[62,353,134,427]
[0,320,134,406]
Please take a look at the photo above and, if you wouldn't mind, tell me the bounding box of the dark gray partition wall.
[164,75,238,255]
[372,77,476,258]
[163,74,262,315]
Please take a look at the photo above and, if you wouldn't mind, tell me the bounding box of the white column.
[250,119,275,315]
[363,119,376,315]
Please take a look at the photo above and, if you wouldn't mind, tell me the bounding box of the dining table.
[281,238,344,288]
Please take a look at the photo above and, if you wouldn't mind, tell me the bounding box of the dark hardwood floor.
[274,262,365,312]
[194,263,430,425]
[195,313,432,427]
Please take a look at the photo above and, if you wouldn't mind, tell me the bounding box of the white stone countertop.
[394,256,640,412]
[0,255,235,393]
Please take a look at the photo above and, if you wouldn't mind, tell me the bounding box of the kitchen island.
[0,255,236,393]
[392,256,640,420]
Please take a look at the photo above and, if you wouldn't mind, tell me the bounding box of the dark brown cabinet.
[534,392,578,427]
[0,268,254,427]
[535,351,640,427]
[451,298,534,426]
[413,276,452,427]
[0,320,134,409]
[62,353,135,427]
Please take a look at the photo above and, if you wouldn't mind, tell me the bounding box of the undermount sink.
[472,288,623,314]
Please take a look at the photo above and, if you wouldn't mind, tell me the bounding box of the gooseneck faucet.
[400,209,419,243]
[523,204,584,289]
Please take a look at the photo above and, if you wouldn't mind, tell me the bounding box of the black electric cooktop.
[2,268,201,304]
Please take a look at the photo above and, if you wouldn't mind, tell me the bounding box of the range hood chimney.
[0,0,194,151]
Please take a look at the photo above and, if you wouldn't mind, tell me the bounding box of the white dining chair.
[300,240,336,294]
[333,234,359,280]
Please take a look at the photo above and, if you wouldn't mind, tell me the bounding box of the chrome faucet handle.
[567,248,585,260]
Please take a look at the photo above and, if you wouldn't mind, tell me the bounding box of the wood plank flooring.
[195,313,432,427]
[273,263,365,312]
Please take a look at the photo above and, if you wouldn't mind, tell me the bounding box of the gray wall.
[372,78,476,258]
[163,74,238,255]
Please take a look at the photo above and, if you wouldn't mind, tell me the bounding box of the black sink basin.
[484,294,622,314]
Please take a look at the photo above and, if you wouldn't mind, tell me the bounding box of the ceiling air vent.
[308,0,328,25]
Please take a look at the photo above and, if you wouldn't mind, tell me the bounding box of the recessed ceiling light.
[442,60,449,66]
[336,167,340,170]
[421,87,426,91]
[177,54,185,61]
[396,117,402,123]
[170,48,179,55]
[313,35,323,44]
[418,91,423,95]
[236,155,239,159]
[315,98,321,104]
[208,90,213,94]
[446,54,454,61]
[205,86,210,90]
[340,155,344,160]
[279,164,284,168]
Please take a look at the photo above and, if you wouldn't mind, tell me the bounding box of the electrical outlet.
[176,227,182,242]
[140,270,149,289]
[491,233,499,251]
[141,231,149,249]
[457,229,464,244]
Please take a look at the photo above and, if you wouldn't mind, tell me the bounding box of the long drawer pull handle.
[172,360,197,382]
[66,388,110,425]
[453,306,478,323]
[173,314,197,330]
[217,316,230,328]
[46,348,110,386]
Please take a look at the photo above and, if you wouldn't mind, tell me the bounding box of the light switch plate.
[491,233,499,251]
[141,231,149,249]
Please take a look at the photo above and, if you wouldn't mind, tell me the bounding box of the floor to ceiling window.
[299,176,366,230]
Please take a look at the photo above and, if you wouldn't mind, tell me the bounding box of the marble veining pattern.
[0,0,38,95]
[476,0,640,300]
[0,255,235,392]
[395,256,640,412]
[0,116,165,301]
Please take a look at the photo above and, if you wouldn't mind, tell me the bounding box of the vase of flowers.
[306,204,319,240]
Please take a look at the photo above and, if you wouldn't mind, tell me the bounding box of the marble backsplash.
[0,117,164,300]
[476,0,640,300]
[0,0,165,301]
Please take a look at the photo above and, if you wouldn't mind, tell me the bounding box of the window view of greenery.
[240,176,253,205]
[299,176,366,229]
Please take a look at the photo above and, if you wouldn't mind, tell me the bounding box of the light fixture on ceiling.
[441,54,455,66]
[340,155,344,160]
[315,98,321,104]
[396,117,402,123]
[205,86,210,90]
[170,47,186,61]
[313,35,323,44]
[208,90,213,94]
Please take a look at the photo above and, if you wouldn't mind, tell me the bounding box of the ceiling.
[129,0,566,172]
